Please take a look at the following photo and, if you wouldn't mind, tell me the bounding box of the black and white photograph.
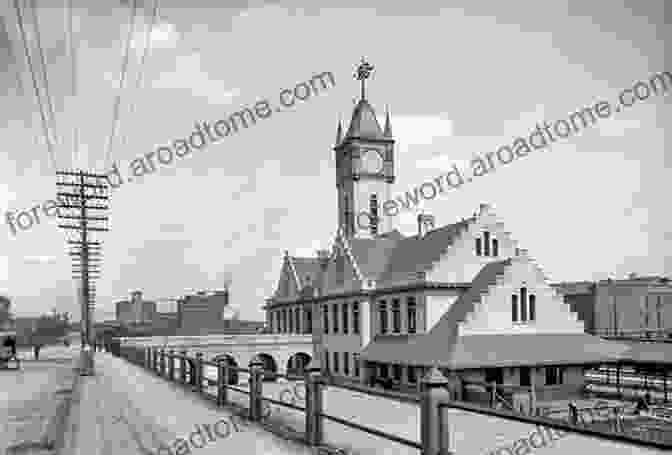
[0,1,670,454]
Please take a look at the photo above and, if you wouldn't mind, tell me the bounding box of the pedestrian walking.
[33,344,41,360]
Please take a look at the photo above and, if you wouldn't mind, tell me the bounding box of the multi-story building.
[177,289,231,335]
[555,275,672,335]
[115,291,157,325]
[264,61,629,408]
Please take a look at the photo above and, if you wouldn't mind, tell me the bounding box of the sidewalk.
[62,351,316,455]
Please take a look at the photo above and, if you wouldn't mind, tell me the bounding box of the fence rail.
[112,341,672,454]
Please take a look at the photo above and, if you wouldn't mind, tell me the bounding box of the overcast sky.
[0,0,669,321]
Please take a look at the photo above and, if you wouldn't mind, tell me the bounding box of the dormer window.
[475,231,498,257]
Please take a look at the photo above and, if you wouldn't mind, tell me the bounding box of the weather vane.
[354,57,374,101]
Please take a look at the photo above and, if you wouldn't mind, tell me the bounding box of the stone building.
[115,291,157,325]
[264,61,629,409]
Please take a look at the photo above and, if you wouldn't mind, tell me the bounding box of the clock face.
[361,149,383,173]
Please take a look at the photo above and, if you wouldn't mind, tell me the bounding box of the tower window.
[333,351,339,373]
[475,238,482,256]
[324,349,329,372]
[370,194,379,236]
[512,294,518,322]
[493,238,499,257]
[520,287,527,322]
[529,294,536,321]
[353,353,360,377]
[483,231,490,256]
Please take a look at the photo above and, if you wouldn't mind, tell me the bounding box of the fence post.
[420,367,452,455]
[305,358,323,446]
[249,360,264,421]
[179,350,186,384]
[217,361,228,406]
[168,350,175,381]
[145,347,151,369]
[195,352,204,393]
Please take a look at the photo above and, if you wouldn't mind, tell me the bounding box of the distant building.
[555,275,672,335]
[177,289,230,335]
[0,295,12,330]
[115,291,157,324]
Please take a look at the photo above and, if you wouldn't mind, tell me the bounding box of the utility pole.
[56,170,109,375]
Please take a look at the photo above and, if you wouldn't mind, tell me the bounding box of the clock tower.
[334,59,395,239]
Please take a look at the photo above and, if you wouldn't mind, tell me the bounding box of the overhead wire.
[28,0,60,162]
[65,0,79,168]
[12,0,57,171]
[120,0,160,150]
[102,0,139,170]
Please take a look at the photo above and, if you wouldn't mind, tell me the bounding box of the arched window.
[492,238,499,257]
[512,288,536,323]
[379,300,388,334]
[520,287,527,322]
[512,294,518,322]
[483,231,490,256]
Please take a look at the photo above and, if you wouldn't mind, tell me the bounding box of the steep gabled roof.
[361,259,630,368]
[375,218,474,285]
[291,257,321,289]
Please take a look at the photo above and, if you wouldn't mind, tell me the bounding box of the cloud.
[392,114,454,147]
[151,52,240,104]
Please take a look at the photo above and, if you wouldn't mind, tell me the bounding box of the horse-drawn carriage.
[0,330,20,370]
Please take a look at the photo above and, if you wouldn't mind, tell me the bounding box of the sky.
[0,0,669,322]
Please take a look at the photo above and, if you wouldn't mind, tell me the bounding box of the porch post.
[305,358,323,446]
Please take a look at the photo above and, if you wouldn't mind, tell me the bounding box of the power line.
[28,0,60,157]
[65,0,80,168]
[13,0,57,171]
[120,0,160,149]
[102,0,139,169]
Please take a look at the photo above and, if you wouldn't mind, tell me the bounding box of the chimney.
[417,213,435,238]
[516,248,528,259]
[479,203,491,216]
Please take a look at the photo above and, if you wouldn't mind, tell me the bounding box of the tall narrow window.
[305,308,312,333]
[483,231,490,256]
[512,294,519,322]
[336,254,344,285]
[344,195,351,236]
[343,352,349,375]
[324,349,329,372]
[283,309,288,332]
[295,307,301,333]
[475,238,482,256]
[520,367,531,387]
[323,304,329,335]
[370,194,379,236]
[408,366,417,383]
[353,353,360,377]
[520,287,528,322]
[393,364,402,381]
[529,294,536,321]
[485,368,503,385]
[407,297,417,334]
[332,304,339,333]
[333,351,339,373]
[657,296,663,329]
[492,238,499,257]
[392,299,401,333]
[379,364,389,379]
[288,308,294,333]
[342,303,349,334]
[353,302,360,334]
[379,301,388,334]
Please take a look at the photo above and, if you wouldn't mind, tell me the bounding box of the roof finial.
[384,105,392,137]
[336,118,343,145]
[354,57,374,101]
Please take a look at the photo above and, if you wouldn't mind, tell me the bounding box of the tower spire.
[354,57,374,101]
[335,118,343,145]
[384,106,392,138]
